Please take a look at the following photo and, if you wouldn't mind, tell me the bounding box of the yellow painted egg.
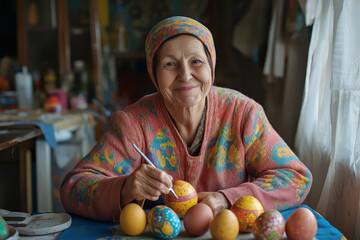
[230,196,264,232]
[253,209,285,240]
[147,205,181,239]
[164,180,198,218]
[285,207,317,240]
[120,203,147,236]
[210,209,239,240]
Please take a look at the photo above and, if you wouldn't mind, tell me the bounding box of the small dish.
[6,226,19,240]
[16,213,71,236]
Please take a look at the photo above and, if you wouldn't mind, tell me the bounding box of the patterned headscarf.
[145,16,216,89]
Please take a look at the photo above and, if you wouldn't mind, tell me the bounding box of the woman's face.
[155,34,212,109]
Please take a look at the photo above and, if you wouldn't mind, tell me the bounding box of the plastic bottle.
[73,60,89,100]
[15,66,33,110]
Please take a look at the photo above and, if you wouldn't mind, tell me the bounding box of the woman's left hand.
[197,192,230,215]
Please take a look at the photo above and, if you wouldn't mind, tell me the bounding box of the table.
[0,111,95,213]
[0,125,42,213]
[58,205,345,240]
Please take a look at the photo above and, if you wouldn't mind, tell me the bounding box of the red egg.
[285,207,317,240]
[253,209,285,240]
[183,203,213,236]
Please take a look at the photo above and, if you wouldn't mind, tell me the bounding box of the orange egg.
[285,207,317,240]
[164,180,198,218]
[210,209,239,240]
[230,196,264,232]
[120,203,147,236]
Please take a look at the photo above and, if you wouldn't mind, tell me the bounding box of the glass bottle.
[15,66,33,110]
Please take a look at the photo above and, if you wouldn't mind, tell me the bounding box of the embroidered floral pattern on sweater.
[114,158,136,175]
[271,142,298,166]
[206,123,243,177]
[93,147,114,166]
[113,119,123,139]
[68,174,100,206]
[149,129,178,170]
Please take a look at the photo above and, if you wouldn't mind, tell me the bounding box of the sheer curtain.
[295,0,360,239]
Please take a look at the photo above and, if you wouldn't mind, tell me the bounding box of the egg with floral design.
[147,205,181,239]
[165,180,198,218]
[253,209,285,240]
[230,196,264,232]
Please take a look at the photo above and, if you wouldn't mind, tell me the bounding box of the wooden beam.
[58,0,71,75]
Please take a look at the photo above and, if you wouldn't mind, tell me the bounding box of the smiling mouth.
[175,86,198,91]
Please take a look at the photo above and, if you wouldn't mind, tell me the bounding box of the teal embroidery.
[114,158,136,175]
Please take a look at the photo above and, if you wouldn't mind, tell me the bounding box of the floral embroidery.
[114,158,136,175]
[271,142,298,166]
[93,147,114,166]
[206,123,243,177]
[68,173,100,206]
[149,129,178,170]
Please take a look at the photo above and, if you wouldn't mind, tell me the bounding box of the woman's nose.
[177,64,191,82]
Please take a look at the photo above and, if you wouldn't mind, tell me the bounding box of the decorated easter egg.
[0,215,9,240]
[253,209,285,240]
[120,203,147,236]
[210,209,239,240]
[230,195,264,232]
[147,205,181,239]
[164,180,198,218]
[285,207,317,240]
[183,203,213,236]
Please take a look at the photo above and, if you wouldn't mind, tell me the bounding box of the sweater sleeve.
[220,102,312,211]
[60,110,144,222]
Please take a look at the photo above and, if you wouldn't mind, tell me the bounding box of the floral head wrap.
[145,16,216,89]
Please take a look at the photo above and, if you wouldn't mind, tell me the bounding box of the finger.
[142,164,173,188]
[197,192,207,201]
[134,170,170,195]
[132,165,171,195]
[133,184,162,201]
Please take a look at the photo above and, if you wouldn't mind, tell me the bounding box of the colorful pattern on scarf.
[145,16,216,87]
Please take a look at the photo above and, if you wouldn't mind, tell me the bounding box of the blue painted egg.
[147,205,181,239]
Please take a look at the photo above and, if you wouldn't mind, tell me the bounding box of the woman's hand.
[198,192,230,215]
[120,164,173,208]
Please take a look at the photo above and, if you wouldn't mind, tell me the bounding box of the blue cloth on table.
[1,121,57,148]
[58,205,344,240]
[281,205,343,240]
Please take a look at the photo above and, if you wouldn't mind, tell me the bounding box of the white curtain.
[295,0,360,239]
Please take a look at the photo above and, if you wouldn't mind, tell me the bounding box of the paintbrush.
[132,143,179,199]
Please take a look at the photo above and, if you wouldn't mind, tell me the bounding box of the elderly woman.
[60,16,312,222]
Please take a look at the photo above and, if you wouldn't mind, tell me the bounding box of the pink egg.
[285,207,317,240]
[253,209,285,240]
[183,203,213,236]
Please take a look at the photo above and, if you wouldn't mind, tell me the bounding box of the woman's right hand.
[120,164,173,208]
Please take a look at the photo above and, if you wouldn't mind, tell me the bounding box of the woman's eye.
[192,59,202,64]
[165,62,175,67]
